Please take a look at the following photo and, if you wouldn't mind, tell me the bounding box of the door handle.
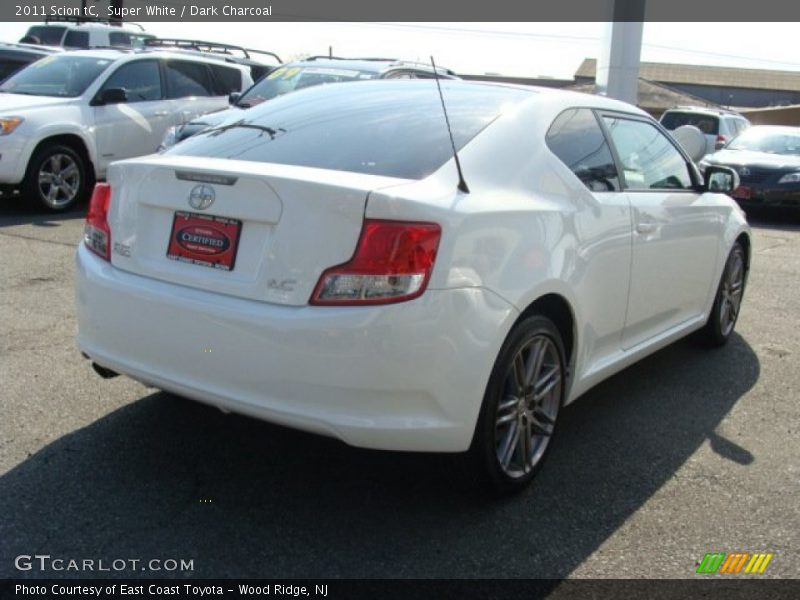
[636,222,657,234]
[154,111,170,117]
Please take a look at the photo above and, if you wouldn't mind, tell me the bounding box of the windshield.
[170,81,532,180]
[727,128,800,156]
[237,65,379,107]
[25,26,66,45]
[0,55,112,97]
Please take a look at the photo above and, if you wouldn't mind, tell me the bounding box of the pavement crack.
[0,230,77,248]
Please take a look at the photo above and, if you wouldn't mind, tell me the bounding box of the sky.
[1,21,799,78]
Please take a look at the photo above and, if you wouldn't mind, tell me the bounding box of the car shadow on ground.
[0,195,86,228]
[745,207,800,231]
[0,335,759,579]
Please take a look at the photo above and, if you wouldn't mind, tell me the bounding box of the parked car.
[75,81,749,493]
[660,106,751,158]
[0,42,61,82]
[0,49,253,211]
[159,56,458,149]
[21,18,154,49]
[699,125,800,210]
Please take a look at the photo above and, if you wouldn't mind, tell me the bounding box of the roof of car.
[662,105,746,118]
[51,47,253,70]
[289,57,457,76]
[0,42,62,56]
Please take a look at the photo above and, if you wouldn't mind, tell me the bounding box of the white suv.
[21,21,155,49]
[0,49,253,211]
[660,106,751,159]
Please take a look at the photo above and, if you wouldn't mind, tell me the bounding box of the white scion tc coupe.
[75,80,750,492]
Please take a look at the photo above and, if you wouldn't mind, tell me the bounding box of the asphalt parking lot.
[1,198,798,580]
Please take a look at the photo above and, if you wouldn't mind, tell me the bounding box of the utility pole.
[594,0,645,105]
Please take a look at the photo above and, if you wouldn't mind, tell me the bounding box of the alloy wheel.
[38,153,81,210]
[719,248,745,337]
[494,334,562,478]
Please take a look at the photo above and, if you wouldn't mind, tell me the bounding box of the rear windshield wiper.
[207,121,286,140]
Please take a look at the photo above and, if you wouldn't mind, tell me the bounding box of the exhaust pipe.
[92,362,120,379]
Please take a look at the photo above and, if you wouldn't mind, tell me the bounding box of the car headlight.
[778,172,800,185]
[158,125,180,152]
[0,117,24,136]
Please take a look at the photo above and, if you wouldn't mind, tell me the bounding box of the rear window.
[169,81,531,180]
[660,111,719,135]
[63,30,89,49]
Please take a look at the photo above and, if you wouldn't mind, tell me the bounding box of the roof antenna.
[431,56,469,194]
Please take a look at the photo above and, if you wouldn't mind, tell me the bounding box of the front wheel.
[463,315,566,494]
[24,144,89,212]
[699,242,747,346]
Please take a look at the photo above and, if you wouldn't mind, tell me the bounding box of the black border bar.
[3,579,800,600]
[5,0,800,22]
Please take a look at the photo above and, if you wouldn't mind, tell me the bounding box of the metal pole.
[595,0,645,105]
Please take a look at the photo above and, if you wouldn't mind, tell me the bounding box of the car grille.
[735,167,772,184]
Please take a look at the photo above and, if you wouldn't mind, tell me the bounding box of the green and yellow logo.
[696,552,774,574]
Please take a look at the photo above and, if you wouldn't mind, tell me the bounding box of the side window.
[63,30,89,49]
[602,116,693,190]
[209,64,243,95]
[165,61,214,98]
[101,60,162,102]
[109,32,132,47]
[546,108,620,192]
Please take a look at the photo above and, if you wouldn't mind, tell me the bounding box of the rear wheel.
[462,315,566,494]
[24,144,89,212]
[700,242,746,346]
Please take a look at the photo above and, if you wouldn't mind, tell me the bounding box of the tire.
[457,315,567,495]
[699,242,746,346]
[23,143,89,212]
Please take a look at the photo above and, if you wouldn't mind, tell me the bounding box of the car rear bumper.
[75,245,517,452]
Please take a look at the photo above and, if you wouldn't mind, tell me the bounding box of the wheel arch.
[515,292,576,387]
[28,134,96,183]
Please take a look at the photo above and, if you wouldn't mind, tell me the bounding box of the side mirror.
[705,166,740,194]
[228,92,241,105]
[93,87,128,106]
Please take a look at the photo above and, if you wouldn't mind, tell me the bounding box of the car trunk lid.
[106,156,409,306]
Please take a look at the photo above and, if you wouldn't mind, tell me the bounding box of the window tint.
[660,111,720,135]
[546,108,620,192]
[63,30,89,48]
[209,64,242,95]
[165,61,214,98]
[603,117,693,190]
[101,60,162,102]
[169,81,532,180]
[25,26,66,45]
[109,32,132,47]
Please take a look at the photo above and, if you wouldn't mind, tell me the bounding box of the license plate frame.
[732,185,752,200]
[166,211,242,271]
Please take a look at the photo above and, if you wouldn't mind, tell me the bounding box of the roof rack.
[144,38,281,63]
[42,15,146,31]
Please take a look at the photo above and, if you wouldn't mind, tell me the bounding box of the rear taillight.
[715,134,729,149]
[84,183,111,261]
[311,219,441,306]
